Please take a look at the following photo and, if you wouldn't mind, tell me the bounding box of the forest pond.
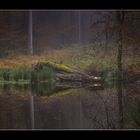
[0,81,140,129]
[0,10,140,130]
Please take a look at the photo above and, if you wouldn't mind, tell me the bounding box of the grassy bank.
[0,67,55,84]
[0,44,139,83]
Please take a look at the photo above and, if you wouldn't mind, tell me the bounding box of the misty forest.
[0,10,139,129]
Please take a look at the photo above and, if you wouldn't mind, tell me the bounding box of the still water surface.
[0,81,139,129]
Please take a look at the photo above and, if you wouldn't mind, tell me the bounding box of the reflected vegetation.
[0,80,139,129]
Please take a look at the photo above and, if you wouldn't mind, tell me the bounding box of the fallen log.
[33,61,77,73]
[56,72,103,82]
[33,61,103,82]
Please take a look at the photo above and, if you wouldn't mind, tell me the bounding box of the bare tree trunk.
[78,10,81,45]
[116,11,125,129]
[29,10,34,127]
[103,23,109,55]
[105,23,109,52]
[29,10,33,55]
[116,11,124,81]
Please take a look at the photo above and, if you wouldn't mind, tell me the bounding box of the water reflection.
[30,95,34,129]
[0,81,139,129]
[117,80,123,129]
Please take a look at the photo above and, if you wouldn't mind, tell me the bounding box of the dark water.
[0,81,140,129]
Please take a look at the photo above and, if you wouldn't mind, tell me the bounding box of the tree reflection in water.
[117,79,124,129]
[0,81,139,129]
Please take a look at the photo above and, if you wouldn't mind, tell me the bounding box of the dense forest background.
[0,10,139,57]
